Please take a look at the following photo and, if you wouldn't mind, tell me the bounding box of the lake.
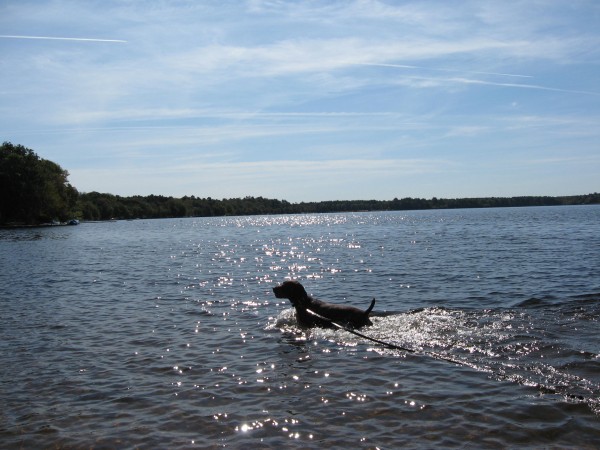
[1,206,599,448]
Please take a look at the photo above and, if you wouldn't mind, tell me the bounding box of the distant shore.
[55,192,600,223]
[3,193,598,228]
[0,220,80,229]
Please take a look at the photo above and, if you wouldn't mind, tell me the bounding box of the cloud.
[164,37,543,78]
[69,157,453,200]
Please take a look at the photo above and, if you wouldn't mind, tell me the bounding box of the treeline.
[2,141,599,225]
[77,193,296,220]
[77,191,600,221]
[0,142,78,225]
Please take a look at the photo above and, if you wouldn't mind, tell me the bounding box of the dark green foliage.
[0,142,78,225]
[76,193,295,220]
[76,191,600,221]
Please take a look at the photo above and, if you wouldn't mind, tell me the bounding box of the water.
[1,206,599,448]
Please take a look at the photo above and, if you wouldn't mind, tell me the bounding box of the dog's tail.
[365,298,375,315]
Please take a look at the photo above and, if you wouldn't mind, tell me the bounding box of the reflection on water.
[1,207,599,448]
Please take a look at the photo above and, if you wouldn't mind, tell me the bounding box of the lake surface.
[1,206,599,448]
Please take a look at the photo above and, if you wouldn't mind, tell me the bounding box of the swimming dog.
[272,280,375,329]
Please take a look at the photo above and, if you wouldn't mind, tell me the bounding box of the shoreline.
[2,202,598,229]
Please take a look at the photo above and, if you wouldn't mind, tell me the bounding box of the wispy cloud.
[69,157,453,200]
[163,36,560,78]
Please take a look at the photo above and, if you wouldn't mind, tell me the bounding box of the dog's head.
[272,280,308,307]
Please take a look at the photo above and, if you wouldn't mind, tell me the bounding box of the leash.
[304,307,470,367]
[312,311,416,353]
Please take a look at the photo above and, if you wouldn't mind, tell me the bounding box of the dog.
[272,280,375,329]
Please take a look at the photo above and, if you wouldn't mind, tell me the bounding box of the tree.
[0,142,78,225]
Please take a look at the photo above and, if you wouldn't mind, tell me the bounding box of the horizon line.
[76,191,598,202]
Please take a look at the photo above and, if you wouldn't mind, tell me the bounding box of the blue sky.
[1,0,599,202]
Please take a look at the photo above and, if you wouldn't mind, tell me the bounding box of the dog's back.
[304,296,375,328]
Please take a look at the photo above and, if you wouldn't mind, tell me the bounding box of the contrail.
[357,62,532,78]
[451,77,600,96]
[396,74,600,96]
[0,35,126,43]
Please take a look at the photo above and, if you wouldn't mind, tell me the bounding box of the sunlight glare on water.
[0,206,599,447]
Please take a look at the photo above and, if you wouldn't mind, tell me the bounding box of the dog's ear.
[295,282,308,297]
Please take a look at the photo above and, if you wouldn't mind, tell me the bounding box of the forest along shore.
[2,141,599,226]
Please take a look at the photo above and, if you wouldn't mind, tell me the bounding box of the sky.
[1,0,599,202]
